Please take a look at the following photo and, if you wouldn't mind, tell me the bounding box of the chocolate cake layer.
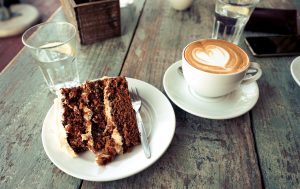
[61,87,87,153]
[107,77,140,152]
[95,77,141,165]
[82,80,107,153]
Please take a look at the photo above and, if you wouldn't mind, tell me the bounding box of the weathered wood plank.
[0,9,82,189]
[82,0,262,188]
[246,53,300,189]
[241,1,300,188]
[83,109,261,189]
[0,1,145,188]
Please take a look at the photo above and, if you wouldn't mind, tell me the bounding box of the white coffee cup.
[182,39,262,98]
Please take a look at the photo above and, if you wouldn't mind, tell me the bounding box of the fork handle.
[135,112,151,158]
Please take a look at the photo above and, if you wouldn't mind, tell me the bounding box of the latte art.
[193,45,230,68]
[184,39,249,74]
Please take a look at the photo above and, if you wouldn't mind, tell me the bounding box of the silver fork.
[130,87,151,158]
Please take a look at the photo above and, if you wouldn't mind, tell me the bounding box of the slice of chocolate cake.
[96,77,140,165]
[55,76,141,165]
[59,86,88,155]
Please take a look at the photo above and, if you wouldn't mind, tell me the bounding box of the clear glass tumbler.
[212,0,259,44]
[22,22,80,93]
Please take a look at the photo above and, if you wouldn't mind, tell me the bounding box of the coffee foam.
[184,39,249,74]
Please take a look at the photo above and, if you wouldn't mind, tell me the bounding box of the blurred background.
[0,0,60,71]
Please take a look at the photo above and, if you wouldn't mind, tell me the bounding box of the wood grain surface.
[1,0,300,188]
[242,1,300,188]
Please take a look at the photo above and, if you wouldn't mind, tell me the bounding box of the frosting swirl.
[184,39,249,74]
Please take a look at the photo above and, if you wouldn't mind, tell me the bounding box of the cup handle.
[242,62,262,84]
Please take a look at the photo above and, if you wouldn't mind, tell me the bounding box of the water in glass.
[212,0,258,44]
[35,42,79,93]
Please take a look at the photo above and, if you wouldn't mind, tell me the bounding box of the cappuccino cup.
[182,39,262,98]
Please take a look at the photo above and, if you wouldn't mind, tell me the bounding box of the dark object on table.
[60,0,121,45]
[3,0,20,7]
[0,0,22,21]
[245,7,298,35]
[245,35,300,57]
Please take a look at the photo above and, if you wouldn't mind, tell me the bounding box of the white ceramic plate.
[291,56,300,86]
[163,61,259,119]
[42,78,176,181]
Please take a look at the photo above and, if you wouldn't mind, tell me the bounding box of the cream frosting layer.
[103,83,124,154]
[54,92,77,157]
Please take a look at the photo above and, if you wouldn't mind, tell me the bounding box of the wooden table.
[1,0,299,188]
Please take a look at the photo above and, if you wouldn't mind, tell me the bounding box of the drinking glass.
[22,22,80,93]
[212,0,259,44]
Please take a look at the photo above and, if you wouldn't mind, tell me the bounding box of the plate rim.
[42,77,176,181]
[291,56,300,86]
[163,60,260,119]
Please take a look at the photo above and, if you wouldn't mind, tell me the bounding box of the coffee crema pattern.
[184,39,249,74]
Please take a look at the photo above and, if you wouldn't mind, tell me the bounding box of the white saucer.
[42,78,176,181]
[291,56,300,86]
[163,61,260,119]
